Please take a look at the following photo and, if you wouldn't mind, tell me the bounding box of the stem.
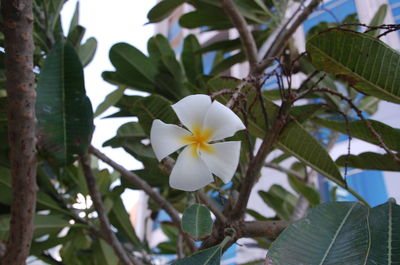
[1,1,37,264]
[255,0,321,74]
[197,190,227,224]
[80,154,142,265]
[89,146,197,252]
[240,221,289,238]
[220,0,258,72]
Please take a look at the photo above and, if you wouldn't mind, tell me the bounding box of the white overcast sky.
[62,0,156,209]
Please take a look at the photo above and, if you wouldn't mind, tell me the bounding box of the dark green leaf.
[182,204,213,240]
[314,117,400,151]
[179,10,232,30]
[172,244,222,265]
[211,52,246,75]
[147,0,185,23]
[182,35,203,84]
[366,199,400,265]
[36,41,94,166]
[109,43,157,86]
[108,189,142,248]
[288,174,320,207]
[258,185,297,220]
[267,202,370,265]
[336,152,400,172]
[307,29,400,103]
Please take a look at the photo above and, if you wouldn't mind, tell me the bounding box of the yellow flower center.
[182,126,214,157]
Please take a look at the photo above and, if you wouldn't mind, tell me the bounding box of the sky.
[61,0,156,209]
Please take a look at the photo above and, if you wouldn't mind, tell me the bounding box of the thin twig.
[255,0,321,74]
[315,88,400,164]
[264,162,305,180]
[80,154,141,265]
[88,146,197,252]
[220,0,258,71]
[197,190,227,224]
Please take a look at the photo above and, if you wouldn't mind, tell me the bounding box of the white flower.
[150,94,246,191]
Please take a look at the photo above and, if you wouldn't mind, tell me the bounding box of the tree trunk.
[1,0,37,264]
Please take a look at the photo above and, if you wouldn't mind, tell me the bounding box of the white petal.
[199,141,241,183]
[150,119,191,161]
[171,94,211,131]
[202,100,245,141]
[169,145,213,191]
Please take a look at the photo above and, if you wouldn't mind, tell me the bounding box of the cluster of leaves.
[1,0,400,264]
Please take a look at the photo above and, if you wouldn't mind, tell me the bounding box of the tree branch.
[220,0,258,71]
[255,0,321,74]
[240,221,289,238]
[80,154,142,265]
[88,146,197,252]
[1,1,37,264]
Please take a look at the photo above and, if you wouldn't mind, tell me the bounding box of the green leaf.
[0,167,72,216]
[94,239,119,265]
[0,214,69,239]
[367,4,388,37]
[307,29,400,103]
[288,174,320,207]
[366,199,400,265]
[267,202,370,265]
[68,2,80,34]
[277,121,345,186]
[109,43,157,86]
[147,0,185,23]
[179,10,232,30]
[133,95,178,134]
[211,52,246,75]
[172,244,222,265]
[182,204,213,240]
[314,117,400,151]
[358,96,380,115]
[108,189,142,248]
[67,25,85,48]
[336,152,400,172]
[258,185,297,220]
[78,37,97,67]
[182,34,204,84]
[36,41,94,166]
[94,86,125,117]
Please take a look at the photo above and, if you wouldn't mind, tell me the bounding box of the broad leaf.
[267,202,370,265]
[314,117,400,151]
[109,43,157,87]
[366,200,400,265]
[36,41,94,166]
[336,152,400,171]
[307,29,400,103]
[147,0,185,23]
[172,244,222,265]
[182,204,213,240]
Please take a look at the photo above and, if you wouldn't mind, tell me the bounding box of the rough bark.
[1,0,37,264]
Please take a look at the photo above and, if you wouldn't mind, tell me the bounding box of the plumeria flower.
[150,94,246,191]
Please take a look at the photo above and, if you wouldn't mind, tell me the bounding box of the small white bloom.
[150,94,246,191]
